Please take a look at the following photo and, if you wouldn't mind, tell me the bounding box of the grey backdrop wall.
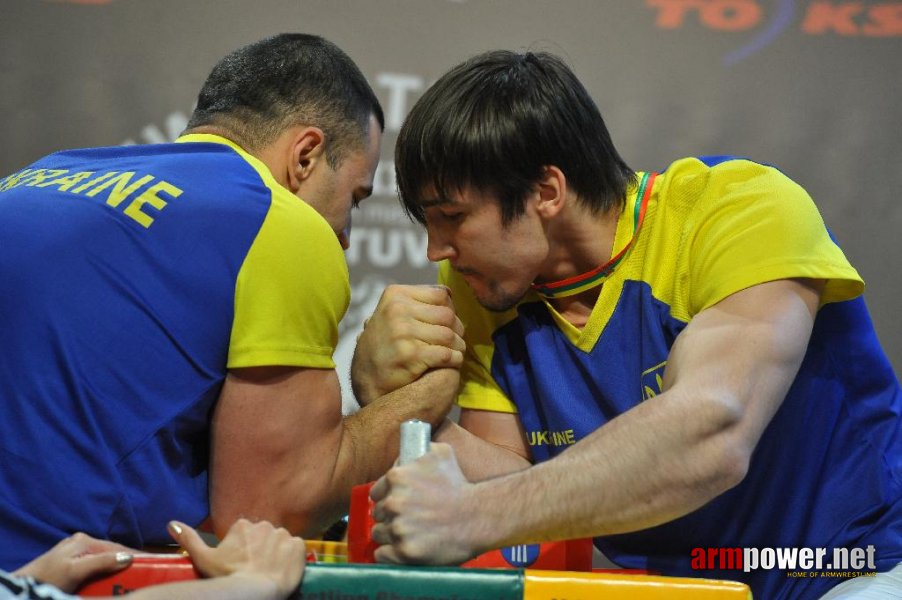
[3,0,900,408]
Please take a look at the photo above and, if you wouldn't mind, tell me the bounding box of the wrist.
[350,376,379,407]
[458,480,501,557]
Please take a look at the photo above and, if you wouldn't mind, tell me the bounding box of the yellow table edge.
[524,569,752,599]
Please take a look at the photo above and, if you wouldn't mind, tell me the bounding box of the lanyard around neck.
[531,172,656,299]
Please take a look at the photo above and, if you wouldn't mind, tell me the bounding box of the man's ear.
[534,165,567,219]
[286,127,327,193]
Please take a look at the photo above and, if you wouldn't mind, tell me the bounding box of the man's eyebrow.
[418,196,454,208]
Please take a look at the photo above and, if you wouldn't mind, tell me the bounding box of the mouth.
[455,268,482,290]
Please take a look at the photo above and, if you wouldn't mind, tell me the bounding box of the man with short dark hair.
[366,50,902,599]
[0,34,463,570]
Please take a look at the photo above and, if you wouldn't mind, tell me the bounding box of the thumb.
[167,521,214,573]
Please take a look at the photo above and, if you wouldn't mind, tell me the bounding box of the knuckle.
[396,540,422,563]
[440,328,456,346]
[384,301,401,318]
[395,321,413,338]
[437,306,455,324]
[420,346,440,364]
[385,469,403,486]
[274,524,289,536]
[372,523,387,543]
[382,495,403,515]
[387,521,402,541]
[403,360,423,377]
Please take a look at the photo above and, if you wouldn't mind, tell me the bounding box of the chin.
[475,283,530,313]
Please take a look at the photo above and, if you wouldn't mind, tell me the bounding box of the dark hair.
[396,50,634,225]
[186,33,384,167]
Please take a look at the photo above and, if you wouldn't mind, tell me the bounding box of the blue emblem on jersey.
[501,543,541,567]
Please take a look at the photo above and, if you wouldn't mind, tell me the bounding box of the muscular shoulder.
[654,156,805,214]
[650,156,862,316]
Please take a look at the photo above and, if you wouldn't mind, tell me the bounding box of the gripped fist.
[351,284,465,405]
[370,443,479,566]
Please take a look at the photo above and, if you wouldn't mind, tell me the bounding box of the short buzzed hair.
[186,33,384,167]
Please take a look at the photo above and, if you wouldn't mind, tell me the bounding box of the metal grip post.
[398,419,432,466]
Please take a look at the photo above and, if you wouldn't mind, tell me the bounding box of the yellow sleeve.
[227,185,350,369]
[439,261,518,414]
[683,159,864,315]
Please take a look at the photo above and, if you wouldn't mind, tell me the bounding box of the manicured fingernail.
[168,521,183,535]
[116,552,133,565]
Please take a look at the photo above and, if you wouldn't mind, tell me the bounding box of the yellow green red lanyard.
[532,172,656,299]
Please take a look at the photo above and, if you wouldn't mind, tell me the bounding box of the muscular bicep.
[209,366,344,536]
[662,278,824,448]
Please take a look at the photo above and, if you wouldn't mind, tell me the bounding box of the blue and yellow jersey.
[443,157,901,599]
[0,135,349,569]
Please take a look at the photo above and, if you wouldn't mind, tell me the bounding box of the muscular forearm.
[460,388,749,552]
[210,366,459,539]
[305,368,460,532]
[434,419,531,482]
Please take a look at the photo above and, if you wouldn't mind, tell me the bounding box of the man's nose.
[425,227,455,263]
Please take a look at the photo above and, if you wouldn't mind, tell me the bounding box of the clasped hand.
[351,285,465,405]
[369,443,481,566]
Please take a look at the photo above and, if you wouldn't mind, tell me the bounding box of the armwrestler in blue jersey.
[361,50,902,599]
[0,34,464,570]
